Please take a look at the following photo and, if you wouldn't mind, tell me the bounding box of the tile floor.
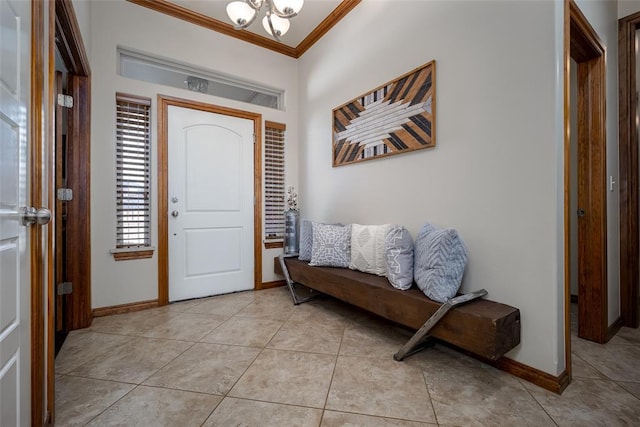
[55,288,640,426]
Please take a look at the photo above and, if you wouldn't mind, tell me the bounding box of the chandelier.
[226,0,304,41]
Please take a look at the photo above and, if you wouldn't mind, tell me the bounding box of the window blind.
[264,121,286,241]
[116,93,151,248]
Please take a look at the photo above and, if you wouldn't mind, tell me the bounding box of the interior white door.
[168,106,255,302]
[0,0,32,425]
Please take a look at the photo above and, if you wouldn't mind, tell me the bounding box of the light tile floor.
[55,289,640,426]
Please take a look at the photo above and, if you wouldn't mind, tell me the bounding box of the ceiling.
[127,0,361,58]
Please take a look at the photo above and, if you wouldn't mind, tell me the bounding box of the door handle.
[20,207,52,226]
[171,210,179,218]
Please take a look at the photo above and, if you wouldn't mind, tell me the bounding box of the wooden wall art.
[332,60,436,167]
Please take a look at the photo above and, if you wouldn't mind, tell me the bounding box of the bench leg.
[393,289,488,361]
[278,254,319,305]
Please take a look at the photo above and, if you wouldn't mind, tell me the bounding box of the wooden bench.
[275,256,520,361]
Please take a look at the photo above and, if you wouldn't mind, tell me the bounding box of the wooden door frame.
[618,10,640,329]
[45,0,91,423]
[564,1,609,381]
[157,96,263,305]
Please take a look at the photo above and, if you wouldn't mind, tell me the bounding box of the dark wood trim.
[264,240,284,249]
[295,0,361,57]
[607,316,624,341]
[157,95,263,305]
[54,0,90,76]
[112,250,155,261]
[261,280,285,289]
[65,74,92,330]
[46,2,57,423]
[31,2,46,424]
[618,11,640,328]
[93,300,159,317]
[494,357,571,395]
[265,120,286,131]
[570,0,608,345]
[125,0,360,59]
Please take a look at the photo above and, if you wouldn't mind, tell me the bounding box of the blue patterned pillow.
[309,223,352,268]
[414,222,468,302]
[384,226,414,290]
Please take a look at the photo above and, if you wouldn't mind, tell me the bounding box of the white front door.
[0,0,32,425]
[168,106,255,302]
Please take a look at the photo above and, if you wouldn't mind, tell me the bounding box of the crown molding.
[126,0,361,58]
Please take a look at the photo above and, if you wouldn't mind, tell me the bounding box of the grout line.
[518,377,560,427]
[420,370,440,425]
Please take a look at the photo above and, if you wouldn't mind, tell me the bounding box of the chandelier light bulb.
[226,1,256,26]
[272,0,304,16]
[263,14,290,37]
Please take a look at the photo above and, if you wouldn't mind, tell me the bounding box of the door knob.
[20,207,52,226]
[171,210,179,218]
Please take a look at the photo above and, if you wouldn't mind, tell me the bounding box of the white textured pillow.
[349,224,393,276]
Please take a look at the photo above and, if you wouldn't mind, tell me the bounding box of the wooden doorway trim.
[157,96,263,305]
[618,10,640,328]
[46,0,92,423]
[565,0,608,353]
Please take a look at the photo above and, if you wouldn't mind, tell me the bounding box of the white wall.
[71,0,91,57]
[619,0,640,18]
[298,0,564,375]
[90,0,299,309]
[575,0,621,326]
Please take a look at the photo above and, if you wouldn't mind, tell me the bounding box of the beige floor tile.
[156,298,208,313]
[608,326,640,346]
[55,376,135,426]
[203,397,322,426]
[86,385,221,427]
[235,297,296,321]
[526,377,640,425]
[339,319,409,359]
[143,342,260,394]
[88,309,172,336]
[140,312,227,341]
[423,364,554,426]
[321,410,437,426]
[229,349,335,408]
[616,381,640,400]
[287,298,367,328]
[55,331,132,374]
[406,343,483,371]
[69,337,192,384]
[200,316,283,347]
[571,353,606,379]
[185,291,256,317]
[326,356,436,423]
[267,320,344,355]
[572,337,640,382]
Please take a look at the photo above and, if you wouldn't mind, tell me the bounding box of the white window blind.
[116,93,151,248]
[264,121,286,242]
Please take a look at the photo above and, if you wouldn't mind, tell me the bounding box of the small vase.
[284,209,300,255]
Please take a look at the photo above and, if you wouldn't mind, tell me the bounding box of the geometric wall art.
[332,60,436,167]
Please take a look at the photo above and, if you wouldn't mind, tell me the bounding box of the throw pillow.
[309,223,352,268]
[349,224,393,276]
[414,222,468,303]
[299,219,313,261]
[384,226,414,290]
